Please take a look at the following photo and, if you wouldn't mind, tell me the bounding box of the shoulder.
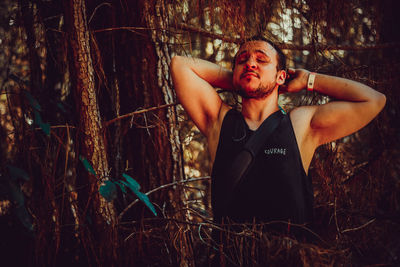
[289,106,318,135]
[289,106,317,122]
[289,106,316,142]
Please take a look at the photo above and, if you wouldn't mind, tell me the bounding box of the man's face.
[232,41,284,99]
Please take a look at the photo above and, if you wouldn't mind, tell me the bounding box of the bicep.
[311,99,385,145]
[171,57,223,135]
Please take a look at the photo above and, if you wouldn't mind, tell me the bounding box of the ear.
[276,70,287,85]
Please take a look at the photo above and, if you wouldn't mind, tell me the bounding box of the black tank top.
[211,109,314,225]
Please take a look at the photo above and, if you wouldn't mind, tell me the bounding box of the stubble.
[236,81,276,99]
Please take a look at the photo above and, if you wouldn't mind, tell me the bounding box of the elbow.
[170,55,184,71]
[170,55,180,65]
[376,91,386,112]
[170,55,178,71]
[170,56,189,78]
[368,91,386,116]
[170,56,181,79]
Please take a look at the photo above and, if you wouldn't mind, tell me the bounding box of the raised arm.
[281,69,386,145]
[170,56,233,136]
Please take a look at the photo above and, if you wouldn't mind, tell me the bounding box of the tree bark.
[144,1,193,266]
[62,1,118,265]
[62,0,115,224]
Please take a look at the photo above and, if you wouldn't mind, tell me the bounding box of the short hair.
[232,35,286,71]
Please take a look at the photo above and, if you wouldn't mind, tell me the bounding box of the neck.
[241,90,279,130]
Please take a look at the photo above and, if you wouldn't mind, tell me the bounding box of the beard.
[236,81,276,99]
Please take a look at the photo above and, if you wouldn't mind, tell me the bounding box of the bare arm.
[280,69,386,145]
[170,56,233,135]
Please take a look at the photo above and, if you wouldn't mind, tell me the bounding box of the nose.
[244,57,257,70]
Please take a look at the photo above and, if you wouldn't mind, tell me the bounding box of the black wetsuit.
[211,109,314,225]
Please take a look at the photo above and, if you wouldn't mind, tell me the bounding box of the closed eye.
[236,55,249,64]
[255,50,271,63]
[235,51,271,64]
[256,55,270,63]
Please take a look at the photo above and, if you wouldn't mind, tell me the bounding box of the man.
[170,36,386,228]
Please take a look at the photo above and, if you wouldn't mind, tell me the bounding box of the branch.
[174,23,239,44]
[117,176,211,221]
[93,23,400,51]
[341,218,376,234]
[173,23,400,51]
[279,42,400,51]
[104,103,177,127]
[92,26,152,33]
[88,3,112,25]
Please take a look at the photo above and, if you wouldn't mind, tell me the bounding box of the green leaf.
[7,165,29,181]
[79,156,97,176]
[40,122,50,136]
[9,182,25,206]
[99,180,117,202]
[23,90,50,136]
[135,191,157,216]
[119,180,130,189]
[114,180,127,194]
[57,103,67,113]
[122,173,140,191]
[86,214,92,225]
[33,110,50,136]
[122,173,157,216]
[15,205,34,231]
[5,178,33,231]
[23,90,41,111]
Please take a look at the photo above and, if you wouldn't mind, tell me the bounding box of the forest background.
[0,0,399,266]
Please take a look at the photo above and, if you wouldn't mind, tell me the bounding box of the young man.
[170,37,386,226]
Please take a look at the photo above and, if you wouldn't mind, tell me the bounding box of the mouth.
[240,71,259,79]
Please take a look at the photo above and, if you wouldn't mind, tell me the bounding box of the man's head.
[232,36,287,99]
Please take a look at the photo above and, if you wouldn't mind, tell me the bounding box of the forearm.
[171,56,233,90]
[285,69,386,145]
[310,72,385,103]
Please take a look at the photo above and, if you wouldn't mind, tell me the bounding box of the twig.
[92,26,181,35]
[334,197,341,238]
[104,103,177,127]
[88,2,112,25]
[119,215,329,246]
[92,26,153,33]
[50,125,77,129]
[341,218,376,234]
[117,176,211,221]
[31,125,77,133]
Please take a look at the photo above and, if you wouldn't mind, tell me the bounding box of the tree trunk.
[110,0,184,212]
[62,1,117,265]
[144,1,194,266]
[96,0,193,265]
[62,0,114,220]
